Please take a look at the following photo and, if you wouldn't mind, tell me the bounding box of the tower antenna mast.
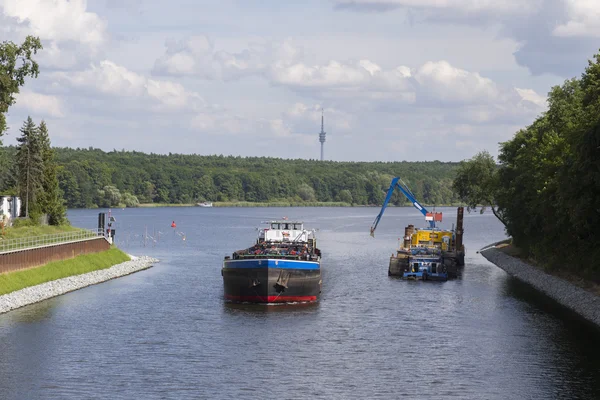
[319,108,326,161]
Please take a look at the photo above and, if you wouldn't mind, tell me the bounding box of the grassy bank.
[0,247,130,296]
[496,241,600,296]
[2,225,84,239]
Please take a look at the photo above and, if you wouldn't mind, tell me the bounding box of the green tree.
[0,36,43,139]
[297,183,316,201]
[461,49,600,278]
[98,185,122,207]
[15,117,43,218]
[452,151,506,226]
[58,167,80,208]
[338,189,353,204]
[37,121,66,225]
[121,192,139,207]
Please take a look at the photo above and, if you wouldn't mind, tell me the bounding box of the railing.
[231,254,318,262]
[0,228,105,253]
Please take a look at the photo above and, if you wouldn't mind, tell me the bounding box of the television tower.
[319,109,326,161]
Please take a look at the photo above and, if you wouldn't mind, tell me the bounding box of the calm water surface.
[1,207,599,399]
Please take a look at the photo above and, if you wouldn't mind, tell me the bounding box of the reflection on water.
[3,299,58,324]
[223,300,320,315]
[0,207,598,400]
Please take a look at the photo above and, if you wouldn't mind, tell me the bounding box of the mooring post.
[455,207,464,252]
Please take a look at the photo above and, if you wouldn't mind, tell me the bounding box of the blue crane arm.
[370,177,433,237]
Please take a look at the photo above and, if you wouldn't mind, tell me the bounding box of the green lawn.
[2,225,84,239]
[0,225,97,252]
[0,247,131,296]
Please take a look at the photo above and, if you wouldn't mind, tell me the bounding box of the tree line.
[453,50,600,279]
[1,146,462,208]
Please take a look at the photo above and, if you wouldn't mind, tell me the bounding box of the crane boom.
[370,177,440,236]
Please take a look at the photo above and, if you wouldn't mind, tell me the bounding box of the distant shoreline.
[132,202,463,208]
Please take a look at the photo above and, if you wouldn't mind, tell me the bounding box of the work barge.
[371,177,465,281]
[388,207,465,279]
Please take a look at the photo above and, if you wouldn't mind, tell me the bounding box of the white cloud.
[153,35,274,80]
[414,61,499,104]
[284,103,353,132]
[271,60,374,88]
[190,112,296,140]
[446,87,546,125]
[333,0,542,15]
[152,36,546,127]
[14,90,65,118]
[189,102,352,149]
[332,0,600,78]
[0,0,107,48]
[54,61,205,111]
[515,88,547,108]
[553,0,600,37]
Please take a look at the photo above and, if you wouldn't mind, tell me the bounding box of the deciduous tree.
[452,151,506,226]
[0,36,42,139]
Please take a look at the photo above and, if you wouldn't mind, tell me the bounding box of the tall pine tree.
[38,121,66,225]
[15,116,43,219]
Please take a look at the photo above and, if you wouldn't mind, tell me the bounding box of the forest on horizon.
[1,146,461,209]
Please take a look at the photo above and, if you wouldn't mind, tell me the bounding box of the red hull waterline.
[224,294,317,303]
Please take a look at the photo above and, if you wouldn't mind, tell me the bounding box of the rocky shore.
[481,247,600,328]
[0,255,158,314]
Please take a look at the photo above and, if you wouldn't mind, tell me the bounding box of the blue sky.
[2,0,599,161]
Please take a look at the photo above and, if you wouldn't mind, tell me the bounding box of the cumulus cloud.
[0,0,109,70]
[515,88,547,108]
[553,0,600,37]
[152,36,547,127]
[0,0,107,48]
[333,0,600,77]
[284,103,353,133]
[54,61,205,111]
[274,57,540,123]
[190,112,297,142]
[333,0,542,16]
[14,90,65,118]
[414,61,498,104]
[189,103,353,150]
[153,36,297,80]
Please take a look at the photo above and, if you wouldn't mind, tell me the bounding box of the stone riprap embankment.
[0,255,158,314]
[481,247,600,328]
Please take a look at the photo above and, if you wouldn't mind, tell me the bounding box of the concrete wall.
[0,237,110,274]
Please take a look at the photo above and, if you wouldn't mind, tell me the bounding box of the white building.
[0,196,21,220]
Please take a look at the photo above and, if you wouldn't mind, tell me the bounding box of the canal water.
[1,207,599,399]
